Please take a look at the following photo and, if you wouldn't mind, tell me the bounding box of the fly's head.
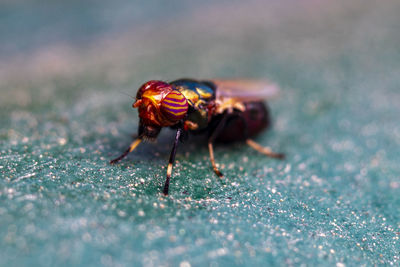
[133,80,189,140]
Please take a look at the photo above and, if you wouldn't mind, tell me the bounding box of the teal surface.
[1,1,399,266]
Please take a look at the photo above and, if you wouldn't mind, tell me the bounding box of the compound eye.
[160,91,189,121]
[136,84,147,99]
[136,80,170,99]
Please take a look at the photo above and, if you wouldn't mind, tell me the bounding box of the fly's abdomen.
[216,101,271,142]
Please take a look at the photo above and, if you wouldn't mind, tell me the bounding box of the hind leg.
[246,139,285,159]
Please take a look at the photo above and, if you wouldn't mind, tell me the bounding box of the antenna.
[118,91,135,99]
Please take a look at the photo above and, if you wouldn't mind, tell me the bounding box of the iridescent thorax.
[171,79,216,130]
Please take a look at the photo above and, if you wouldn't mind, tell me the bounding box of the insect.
[110,78,284,195]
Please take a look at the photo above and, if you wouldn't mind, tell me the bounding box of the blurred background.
[1,0,399,266]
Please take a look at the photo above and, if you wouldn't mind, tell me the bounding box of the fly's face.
[133,80,189,139]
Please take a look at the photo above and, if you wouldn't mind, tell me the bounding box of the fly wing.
[212,79,280,101]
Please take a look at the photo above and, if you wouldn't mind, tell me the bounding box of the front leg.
[110,138,142,164]
[162,128,183,195]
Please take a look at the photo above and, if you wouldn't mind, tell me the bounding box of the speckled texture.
[1,1,399,266]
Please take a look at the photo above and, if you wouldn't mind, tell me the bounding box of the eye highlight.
[160,91,188,121]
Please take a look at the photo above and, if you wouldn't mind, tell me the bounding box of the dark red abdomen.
[216,101,271,142]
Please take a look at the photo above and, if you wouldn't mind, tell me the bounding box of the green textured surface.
[1,1,400,266]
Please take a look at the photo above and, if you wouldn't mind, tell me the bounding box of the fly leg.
[163,128,182,195]
[234,112,285,159]
[208,113,230,178]
[110,138,142,164]
[246,139,285,159]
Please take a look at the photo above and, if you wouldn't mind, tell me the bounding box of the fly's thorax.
[214,97,246,114]
[170,79,217,131]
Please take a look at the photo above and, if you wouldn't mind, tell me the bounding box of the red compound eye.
[160,91,188,121]
[136,80,170,99]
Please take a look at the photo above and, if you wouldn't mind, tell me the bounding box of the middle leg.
[208,113,230,178]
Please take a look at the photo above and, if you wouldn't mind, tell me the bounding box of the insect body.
[110,79,284,195]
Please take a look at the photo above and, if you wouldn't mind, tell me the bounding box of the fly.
[110,79,284,195]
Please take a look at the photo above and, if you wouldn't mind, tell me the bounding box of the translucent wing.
[212,79,280,102]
